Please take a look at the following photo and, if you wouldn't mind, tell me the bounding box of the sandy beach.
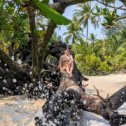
[0,74,126,126]
[85,73,126,98]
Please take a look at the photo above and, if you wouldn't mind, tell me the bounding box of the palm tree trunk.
[72,36,75,44]
[86,20,89,40]
[27,6,38,78]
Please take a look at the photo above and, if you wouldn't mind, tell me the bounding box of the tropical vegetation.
[0,0,126,76]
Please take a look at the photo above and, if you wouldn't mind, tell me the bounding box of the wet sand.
[0,74,126,126]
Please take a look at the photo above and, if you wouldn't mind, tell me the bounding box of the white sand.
[84,74,126,98]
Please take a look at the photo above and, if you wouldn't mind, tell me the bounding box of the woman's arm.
[69,56,74,76]
[59,55,64,72]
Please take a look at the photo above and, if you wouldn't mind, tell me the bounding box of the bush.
[98,61,113,74]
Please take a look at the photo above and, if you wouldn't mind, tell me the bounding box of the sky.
[55,3,104,41]
[55,1,124,41]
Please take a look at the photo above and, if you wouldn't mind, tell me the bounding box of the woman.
[59,49,73,78]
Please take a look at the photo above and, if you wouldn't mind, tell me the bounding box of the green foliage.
[63,1,126,75]
[102,10,119,28]
[1,0,126,76]
[0,1,29,48]
[64,17,84,44]
[77,2,121,29]
[72,25,126,75]
[74,3,99,39]
[98,62,113,74]
[32,0,71,25]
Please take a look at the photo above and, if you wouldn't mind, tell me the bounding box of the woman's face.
[64,50,69,55]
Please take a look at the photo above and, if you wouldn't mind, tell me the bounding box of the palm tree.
[64,17,84,44]
[74,3,99,40]
[89,33,97,45]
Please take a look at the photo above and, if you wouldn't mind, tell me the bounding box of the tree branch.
[41,75,126,126]
[50,0,91,11]
[36,22,57,75]
[96,0,126,10]
[27,5,38,78]
[0,67,5,75]
[109,85,126,110]
[0,48,28,79]
[115,15,126,21]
